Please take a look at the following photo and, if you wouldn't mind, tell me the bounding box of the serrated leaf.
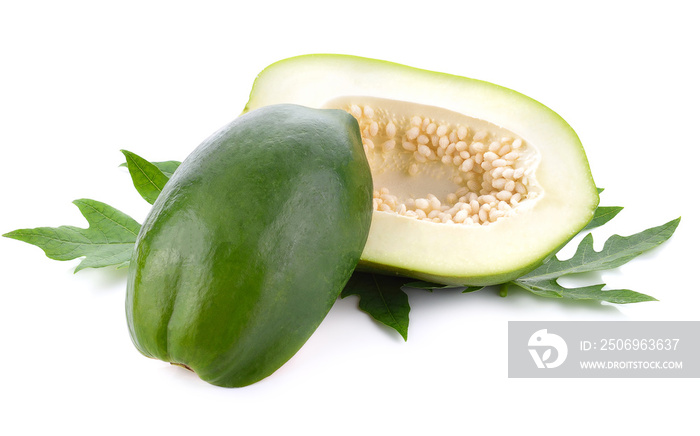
[3,199,141,272]
[120,160,181,178]
[149,160,180,178]
[403,281,460,290]
[583,206,623,231]
[522,217,680,280]
[402,280,449,290]
[403,280,483,294]
[121,150,171,204]
[341,272,411,340]
[513,279,657,304]
[510,217,680,303]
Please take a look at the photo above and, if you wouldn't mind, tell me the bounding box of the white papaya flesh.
[244,54,599,286]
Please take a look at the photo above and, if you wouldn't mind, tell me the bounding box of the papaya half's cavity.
[327,96,541,226]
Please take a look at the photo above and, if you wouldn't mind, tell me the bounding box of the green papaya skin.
[126,104,373,387]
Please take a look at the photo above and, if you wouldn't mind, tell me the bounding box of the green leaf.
[523,217,680,279]
[513,280,657,304]
[3,199,141,272]
[510,217,681,303]
[120,160,181,178]
[403,281,459,290]
[583,206,623,231]
[403,280,483,293]
[149,160,180,178]
[341,272,411,340]
[121,150,171,204]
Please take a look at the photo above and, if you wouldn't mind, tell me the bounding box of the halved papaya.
[244,55,599,286]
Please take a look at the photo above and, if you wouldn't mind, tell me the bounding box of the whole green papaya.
[126,104,373,387]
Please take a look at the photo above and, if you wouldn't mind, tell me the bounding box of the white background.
[1,1,698,434]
